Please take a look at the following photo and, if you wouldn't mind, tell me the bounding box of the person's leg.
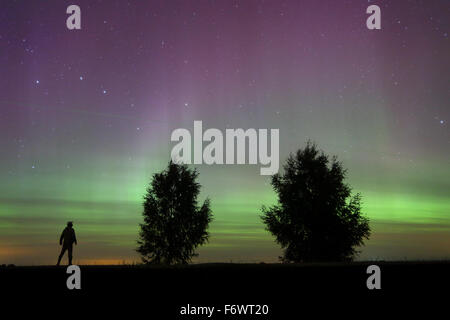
[68,244,73,265]
[57,246,67,266]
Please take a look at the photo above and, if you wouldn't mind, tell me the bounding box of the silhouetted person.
[57,221,77,266]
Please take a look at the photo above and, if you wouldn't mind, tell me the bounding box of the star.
[102,89,107,94]
[80,76,84,80]
[35,80,40,84]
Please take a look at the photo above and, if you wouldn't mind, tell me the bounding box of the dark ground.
[1,261,448,317]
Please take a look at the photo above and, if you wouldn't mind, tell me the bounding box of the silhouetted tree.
[137,161,213,264]
[261,142,370,262]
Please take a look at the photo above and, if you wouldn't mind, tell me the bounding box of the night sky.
[0,0,448,265]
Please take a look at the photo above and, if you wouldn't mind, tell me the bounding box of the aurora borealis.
[0,0,448,265]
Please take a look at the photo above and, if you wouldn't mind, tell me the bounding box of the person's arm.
[73,230,77,245]
[59,229,64,245]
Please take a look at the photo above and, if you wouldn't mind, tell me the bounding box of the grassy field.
[1,261,447,316]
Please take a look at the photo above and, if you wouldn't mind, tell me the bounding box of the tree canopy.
[261,142,371,262]
[137,161,213,264]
